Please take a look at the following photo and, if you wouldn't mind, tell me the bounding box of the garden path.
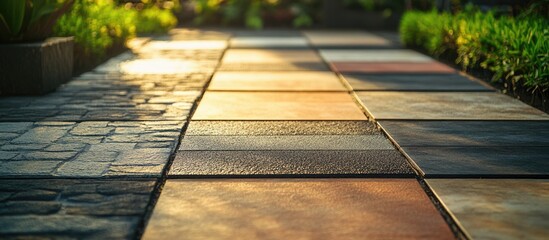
[0,29,548,239]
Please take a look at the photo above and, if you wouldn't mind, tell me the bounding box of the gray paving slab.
[356,92,549,120]
[379,121,549,147]
[185,121,379,135]
[170,150,414,176]
[0,179,155,239]
[180,135,394,151]
[319,49,433,62]
[303,31,394,48]
[143,179,453,240]
[404,147,549,177]
[343,74,491,91]
[427,179,549,240]
[0,121,183,178]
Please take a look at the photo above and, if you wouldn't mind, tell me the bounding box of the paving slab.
[331,62,456,74]
[170,150,413,176]
[192,92,367,120]
[180,135,394,151]
[303,31,393,48]
[230,37,309,48]
[143,179,453,239]
[342,74,491,91]
[0,121,182,178]
[228,29,303,37]
[185,121,379,135]
[209,71,346,91]
[222,49,323,63]
[319,50,433,62]
[403,147,549,177]
[141,40,227,50]
[379,121,549,146]
[0,179,155,239]
[218,62,329,71]
[356,92,549,120]
[427,179,549,240]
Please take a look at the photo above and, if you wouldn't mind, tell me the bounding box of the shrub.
[400,8,549,93]
[135,6,178,34]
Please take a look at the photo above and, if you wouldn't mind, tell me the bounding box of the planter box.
[322,0,401,29]
[0,37,73,96]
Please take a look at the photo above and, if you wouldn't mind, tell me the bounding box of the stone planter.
[0,37,73,96]
[322,0,401,30]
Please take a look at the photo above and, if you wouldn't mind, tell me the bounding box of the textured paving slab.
[193,92,367,120]
[0,121,182,177]
[0,179,155,239]
[228,29,303,37]
[379,121,549,146]
[428,179,549,240]
[343,74,491,91]
[218,62,329,71]
[222,49,323,63]
[166,29,231,40]
[186,121,379,135]
[303,31,393,47]
[320,50,433,62]
[209,71,346,91]
[230,37,309,48]
[404,147,549,177]
[170,150,413,176]
[331,62,456,74]
[356,92,549,120]
[143,179,453,239]
[180,135,394,151]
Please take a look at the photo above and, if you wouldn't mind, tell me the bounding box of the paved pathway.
[1,29,548,239]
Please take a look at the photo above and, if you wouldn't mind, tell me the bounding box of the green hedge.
[400,9,549,92]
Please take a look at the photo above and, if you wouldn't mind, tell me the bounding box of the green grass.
[400,9,549,92]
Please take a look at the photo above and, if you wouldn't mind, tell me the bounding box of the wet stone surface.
[0,179,156,239]
[0,121,183,178]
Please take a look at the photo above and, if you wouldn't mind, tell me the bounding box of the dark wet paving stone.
[331,62,456,74]
[180,135,394,151]
[185,121,379,136]
[356,92,549,120]
[342,74,491,91]
[379,121,549,147]
[169,150,414,177]
[427,179,549,240]
[143,179,453,240]
[0,179,156,239]
[404,147,549,177]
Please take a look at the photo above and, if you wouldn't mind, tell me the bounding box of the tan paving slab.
[428,179,549,240]
[192,92,367,120]
[331,62,456,74]
[230,37,309,48]
[303,31,392,47]
[356,92,549,120]
[209,71,347,91]
[143,179,454,240]
[320,50,434,62]
[222,49,323,63]
[141,40,228,50]
[218,62,329,71]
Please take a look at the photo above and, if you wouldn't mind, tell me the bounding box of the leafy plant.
[400,7,549,94]
[135,6,178,34]
[0,0,73,42]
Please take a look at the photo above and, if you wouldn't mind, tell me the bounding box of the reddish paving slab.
[192,92,367,120]
[143,179,454,240]
[330,62,456,74]
[209,71,347,91]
